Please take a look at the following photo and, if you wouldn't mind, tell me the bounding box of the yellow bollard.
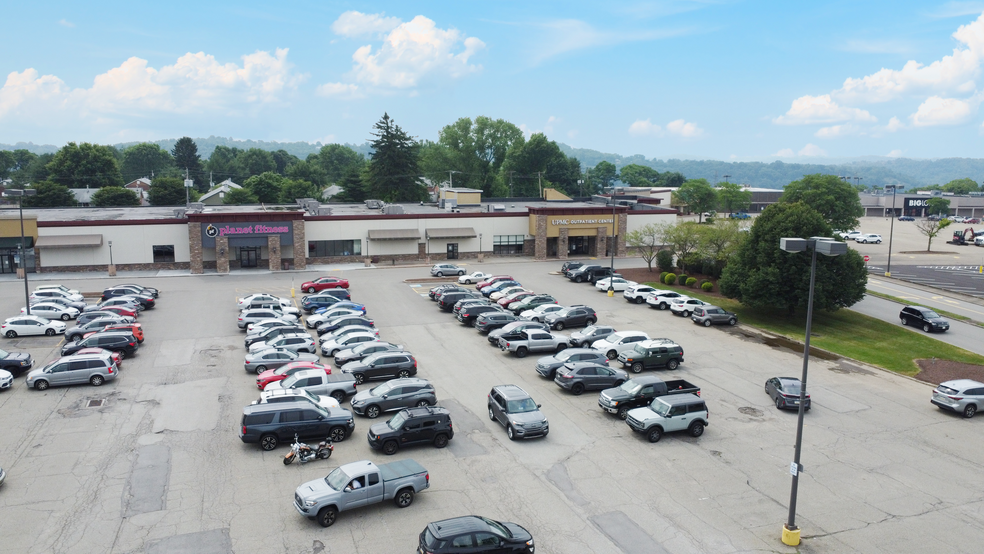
[781,524,801,546]
[607,289,614,297]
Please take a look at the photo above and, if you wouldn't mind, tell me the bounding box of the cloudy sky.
[3,1,984,161]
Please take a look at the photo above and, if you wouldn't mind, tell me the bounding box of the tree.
[21,182,76,207]
[204,145,242,185]
[333,166,370,202]
[916,218,951,251]
[589,161,619,194]
[1,149,41,185]
[658,171,685,188]
[47,142,124,188]
[272,149,299,176]
[92,186,140,207]
[223,187,258,205]
[619,164,661,187]
[148,177,187,206]
[244,172,284,203]
[663,222,703,270]
[716,182,752,214]
[365,113,427,202]
[419,116,524,195]
[719,202,867,315]
[926,197,951,217]
[497,133,579,197]
[239,149,277,180]
[316,144,365,184]
[172,137,206,191]
[279,179,319,203]
[121,143,174,182]
[942,178,979,195]
[674,179,717,222]
[286,160,328,188]
[780,173,864,231]
[626,223,670,272]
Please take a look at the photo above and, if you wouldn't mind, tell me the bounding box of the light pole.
[608,185,618,296]
[885,185,899,277]
[778,236,847,547]
[722,174,731,183]
[3,188,37,315]
[108,240,115,276]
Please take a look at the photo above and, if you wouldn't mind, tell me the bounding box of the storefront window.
[153,245,175,263]
[308,240,361,257]
[493,235,524,255]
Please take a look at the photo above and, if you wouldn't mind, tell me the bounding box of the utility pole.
[537,172,543,198]
[184,168,191,206]
[723,174,731,184]
[509,171,514,197]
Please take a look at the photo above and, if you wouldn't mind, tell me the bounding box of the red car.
[256,361,331,390]
[99,305,138,319]
[300,276,350,293]
[103,322,144,343]
[498,291,534,307]
[476,275,513,290]
[72,347,123,368]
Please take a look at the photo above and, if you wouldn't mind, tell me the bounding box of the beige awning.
[35,234,103,248]
[368,229,421,240]
[426,227,477,239]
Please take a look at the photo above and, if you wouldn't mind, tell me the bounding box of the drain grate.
[86,399,105,408]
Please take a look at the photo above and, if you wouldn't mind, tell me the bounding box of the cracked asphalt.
[0,259,981,553]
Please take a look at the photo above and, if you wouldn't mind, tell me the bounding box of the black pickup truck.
[597,376,700,419]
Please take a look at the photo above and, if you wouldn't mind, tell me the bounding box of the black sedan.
[101,287,155,308]
[765,377,811,411]
[418,515,534,553]
[0,347,33,376]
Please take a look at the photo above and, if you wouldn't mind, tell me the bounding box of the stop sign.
[864,255,870,262]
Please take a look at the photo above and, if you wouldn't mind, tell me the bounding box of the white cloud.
[834,12,984,103]
[773,94,876,125]
[798,143,828,156]
[814,124,857,138]
[887,149,904,157]
[544,115,560,133]
[527,19,695,65]
[330,11,401,37]
[566,129,579,139]
[665,118,704,138]
[328,14,484,91]
[0,49,305,122]
[58,19,74,28]
[628,118,661,136]
[909,95,974,126]
[316,82,362,99]
[774,148,795,157]
[886,116,905,132]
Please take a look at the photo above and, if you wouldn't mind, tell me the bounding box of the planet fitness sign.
[201,221,293,247]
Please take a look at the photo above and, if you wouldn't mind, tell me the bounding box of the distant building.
[199,179,242,206]
[69,188,97,207]
[125,178,152,206]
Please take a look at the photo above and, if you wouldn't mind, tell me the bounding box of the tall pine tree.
[171,137,207,192]
[365,114,427,202]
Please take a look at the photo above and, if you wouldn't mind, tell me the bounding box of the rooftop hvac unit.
[365,199,384,209]
[173,208,186,218]
[304,199,321,211]
[492,204,506,212]
[441,199,457,211]
[188,202,204,212]
[315,207,333,216]
[382,205,405,214]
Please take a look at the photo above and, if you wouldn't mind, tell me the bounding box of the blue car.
[729,212,751,220]
[314,302,366,315]
[301,294,343,313]
[481,280,520,297]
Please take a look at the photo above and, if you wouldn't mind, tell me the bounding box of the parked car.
[239,298,301,315]
[264,370,358,405]
[255,361,330,390]
[555,362,628,395]
[29,295,86,312]
[66,318,128,341]
[457,304,504,326]
[244,324,306,348]
[838,230,862,240]
[438,292,482,311]
[431,263,464,277]
[765,377,811,411]
[598,376,701,420]
[475,275,514,290]
[669,298,709,317]
[237,293,289,308]
[561,260,587,276]
[567,264,601,283]
[584,267,618,284]
[334,341,404,366]
[94,305,139,319]
[248,333,317,355]
[616,338,685,372]
[369,406,453,455]
[77,311,133,326]
[498,290,535,308]
[646,291,691,310]
[458,271,491,284]
[592,330,651,360]
[252,387,340,410]
[21,302,79,321]
[238,308,297,329]
[897,215,915,221]
[316,316,375,336]
[418,515,534,554]
[899,305,949,333]
[511,295,558,316]
[300,276,350,293]
[82,297,142,313]
[68,347,122,368]
[481,280,520,297]
[428,283,462,299]
[30,289,85,303]
[931,379,984,418]
[534,348,610,379]
[25,352,118,390]
[101,287,155,308]
[488,384,548,440]
[474,311,519,333]
[0,368,11,391]
[626,393,709,442]
[433,286,470,301]
[314,301,365,315]
[489,286,526,302]
[498,329,569,358]
[301,294,346,313]
[340,352,418,384]
[321,331,380,357]
[623,284,658,304]
[0,347,32,376]
[100,322,143,343]
[61,332,139,358]
[35,284,80,296]
[594,277,637,292]
[544,305,597,330]
[856,233,883,244]
[244,348,319,373]
[111,283,159,298]
[487,321,548,346]
[569,325,617,348]
[729,212,751,219]
[305,308,363,329]
[691,305,738,327]
[239,401,354,450]
[2,315,66,338]
[350,377,436,418]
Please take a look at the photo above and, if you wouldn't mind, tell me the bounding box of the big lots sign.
[201,221,293,247]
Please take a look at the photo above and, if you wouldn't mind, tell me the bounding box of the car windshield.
[325,467,351,491]
[481,517,512,538]
[618,381,642,395]
[388,412,407,429]
[506,398,538,413]
[301,390,319,403]
[370,383,392,397]
[923,310,941,319]
[555,350,574,362]
[632,344,647,355]
[0,348,8,357]
[582,326,599,334]
[281,375,299,388]
[650,400,672,416]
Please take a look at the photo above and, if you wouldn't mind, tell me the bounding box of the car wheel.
[354,373,365,384]
[116,350,126,360]
[776,397,784,410]
[728,318,737,326]
[395,488,414,507]
[329,426,346,442]
[5,330,16,338]
[463,279,471,284]
[923,324,931,333]
[458,270,464,276]
[666,359,679,370]
[316,506,338,528]
[398,369,411,378]
[434,434,449,448]
[617,406,629,420]
[260,434,278,450]
[585,318,596,326]
[682,310,691,317]
[90,375,104,386]
[331,390,346,403]
[516,347,528,358]
[571,383,585,396]
[631,362,644,374]
[366,405,381,419]
[555,343,566,352]
[647,427,662,443]
[574,276,583,283]
[436,271,444,277]
[634,297,644,304]
[702,319,713,327]
[383,440,398,455]
[415,400,430,407]
[900,317,908,326]
[507,426,517,441]
[555,322,565,331]
[488,406,495,420]
[963,404,977,418]
[688,421,704,437]
[61,314,70,321]
[606,350,617,360]
[307,287,316,293]
[45,329,56,336]
[255,365,266,374]
[34,379,49,391]
[659,302,668,310]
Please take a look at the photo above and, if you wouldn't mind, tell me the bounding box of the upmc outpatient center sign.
[201,221,293,247]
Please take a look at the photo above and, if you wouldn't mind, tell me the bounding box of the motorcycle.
[283,434,333,465]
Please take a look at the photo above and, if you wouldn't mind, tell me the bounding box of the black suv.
[62,332,139,358]
[561,260,586,276]
[340,352,418,384]
[584,267,617,284]
[474,312,519,334]
[101,287,155,308]
[418,515,534,554]
[544,306,597,330]
[439,291,481,311]
[239,401,355,450]
[458,304,503,326]
[368,406,453,455]
[0,347,32,376]
[567,264,601,283]
[899,305,950,333]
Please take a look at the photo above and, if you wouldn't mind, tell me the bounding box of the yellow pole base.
[291,287,295,298]
[607,289,614,297]
[884,271,891,277]
[782,524,801,546]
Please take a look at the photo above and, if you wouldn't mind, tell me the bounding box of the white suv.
[855,233,882,244]
[431,264,464,277]
[591,330,651,360]
[646,291,691,310]
[623,284,658,304]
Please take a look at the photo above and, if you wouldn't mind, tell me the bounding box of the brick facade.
[216,236,229,274]
[267,235,281,271]
[292,219,307,270]
[189,221,203,274]
[558,228,569,260]
[533,214,547,260]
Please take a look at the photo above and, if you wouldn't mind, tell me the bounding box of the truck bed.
[379,459,427,482]
[663,379,699,393]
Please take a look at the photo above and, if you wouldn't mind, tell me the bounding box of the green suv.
[616,338,685,373]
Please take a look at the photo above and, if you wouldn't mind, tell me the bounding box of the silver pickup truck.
[294,459,429,527]
[498,328,569,358]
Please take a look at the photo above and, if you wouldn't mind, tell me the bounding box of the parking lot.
[0,260,982,553]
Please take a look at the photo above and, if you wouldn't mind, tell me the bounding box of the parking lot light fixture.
[885,185,900,277]
[779,236,846,546]
[2,188,37,315]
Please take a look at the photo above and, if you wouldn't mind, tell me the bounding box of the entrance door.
[569,237,589,256]
[446,243,458,260]
[240,247,259,268]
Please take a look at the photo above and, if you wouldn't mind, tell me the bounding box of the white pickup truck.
[294,459,430,527]
[498,328,569,358]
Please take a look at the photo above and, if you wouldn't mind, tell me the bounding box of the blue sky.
[3,1,984,161]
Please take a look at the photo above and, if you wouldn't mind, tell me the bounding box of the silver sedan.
[243,348,319,374]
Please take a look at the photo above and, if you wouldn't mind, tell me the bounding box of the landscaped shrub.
[686,277,697,288]
[656,250,674,273]
[699,279,711,288]
[701,281,714,292]
[659,272,668,283]
[664,273,677,285]
[678,273,689,285]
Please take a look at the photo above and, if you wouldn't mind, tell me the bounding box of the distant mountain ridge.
[3,138,980,190]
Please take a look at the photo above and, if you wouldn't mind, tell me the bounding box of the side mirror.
[536,404,542,408]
